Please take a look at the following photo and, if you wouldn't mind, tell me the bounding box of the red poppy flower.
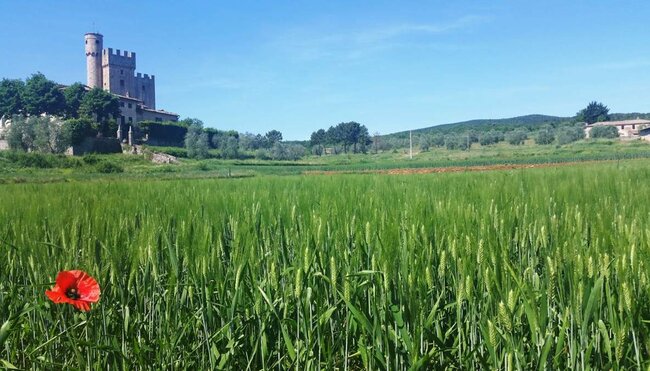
[45,270,100,311]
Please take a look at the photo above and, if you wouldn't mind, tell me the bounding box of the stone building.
[84,33,178,142]
[584,118,650,139]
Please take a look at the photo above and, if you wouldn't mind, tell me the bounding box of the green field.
[1,138,650,183]
[1,161,649,369]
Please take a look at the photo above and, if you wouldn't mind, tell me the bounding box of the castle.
[84,33,178,139]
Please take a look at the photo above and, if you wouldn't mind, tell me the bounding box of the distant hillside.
[384,114,569,140]
[608,112,650,121]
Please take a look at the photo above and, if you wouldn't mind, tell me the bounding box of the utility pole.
[409,130,413,159]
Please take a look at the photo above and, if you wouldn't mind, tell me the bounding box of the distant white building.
[584,118,650,139]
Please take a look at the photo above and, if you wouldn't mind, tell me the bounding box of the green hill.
[384,114,569,140]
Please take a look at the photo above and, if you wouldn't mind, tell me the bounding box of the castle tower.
[102,48,136,97]
[84,33,103,88]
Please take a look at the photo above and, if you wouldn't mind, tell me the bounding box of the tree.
[23,73,66,116]
[221,136,240,159]
[479,131,503,146]
[6,116,35,151]
[270,142,306,160]
[506,130,528,145]
[589,125,619,139]
[431,134,445,147]
[184,122,210,159]
[63,83,87,118]
[372,131,381,153]
[310,129,327,155]
[6,115,67,153]
[444,134,469,150]
[419,135,432,152]
[33,116,67,153]
[577,101,610,124]
[265,130,283,144]
[535,127,555,145]
[79,88,120,137]
[62,118,96,146]
[556,125,584,145]
[0,79,25,117]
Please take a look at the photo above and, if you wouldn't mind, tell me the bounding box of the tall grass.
[0,162,649,369]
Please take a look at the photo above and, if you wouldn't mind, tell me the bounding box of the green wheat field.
[1,161,649,369]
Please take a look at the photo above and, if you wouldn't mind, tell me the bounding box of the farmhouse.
[584,118,650,139]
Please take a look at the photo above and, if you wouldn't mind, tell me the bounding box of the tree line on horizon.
[0,73,631,158]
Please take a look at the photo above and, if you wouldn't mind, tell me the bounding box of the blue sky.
[1,1,649,140]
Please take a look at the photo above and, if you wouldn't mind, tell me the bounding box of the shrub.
[156,147,188,158]
[95,161,124,173]
[557,126,584,145]
[62,118,95,146]
[535,128,555,145]
[479,131,504,146]
[255,149,271,160]
[0,151,81,169]
[506,130,528,145]
[589,125,619,139]
[444,135,470,150]
[82,154,101,165]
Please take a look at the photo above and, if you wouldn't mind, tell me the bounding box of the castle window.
[128,117,133,123]
[142,85,146,91]
[128,103,132,109]
[120,79,125,88]
[120,102,125,107]
[155,117,162,122]
[95,40,99,44]
[120,70,123,75]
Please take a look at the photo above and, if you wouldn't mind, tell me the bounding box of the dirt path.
[303,160,614,176]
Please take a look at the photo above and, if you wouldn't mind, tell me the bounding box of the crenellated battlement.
[103,48,136,58]
[135,73,155,81]
[102,48,136,68]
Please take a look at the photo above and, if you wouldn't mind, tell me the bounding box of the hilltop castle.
[84,33,178,136]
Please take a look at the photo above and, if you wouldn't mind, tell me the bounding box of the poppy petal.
[76,275,101,302]
[45,289,65,303]
[54,271,78,291]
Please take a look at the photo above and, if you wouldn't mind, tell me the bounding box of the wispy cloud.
[271,15,489,61]
[591,59,650,71]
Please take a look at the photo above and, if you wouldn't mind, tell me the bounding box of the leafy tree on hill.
[589,125,619,139]
[265,130,283,144]
[62,118,96,146]
[324,122,371,153]
[506,129,528,145]
[221,136,240,159]
[445,134,469,150]
[6,116,35,151]
[479,130,504,146]
[577,101,610,124]
[535,126,555,145]
[184,121,210,159]
[310,129,327,155]
[239,132,268,151]
[63,83,87,119]
[557,125,585,145]
[419,135,432,152]
[431,134,445,147]
[6,115,67,153]
[0,78,25,117]
[78,88,120,137]
[23,73,66,116]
